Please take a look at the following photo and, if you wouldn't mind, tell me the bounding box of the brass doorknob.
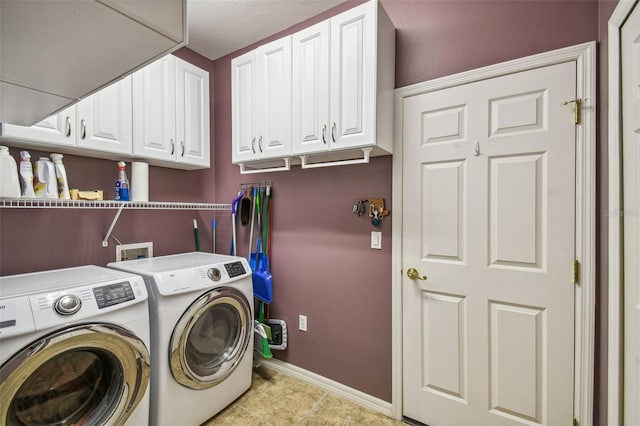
[407,268,427,281]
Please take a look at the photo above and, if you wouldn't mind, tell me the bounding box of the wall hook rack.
[352,197,390,226]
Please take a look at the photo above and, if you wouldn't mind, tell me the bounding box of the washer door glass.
[0,323,150,426]
[170,287,252,389]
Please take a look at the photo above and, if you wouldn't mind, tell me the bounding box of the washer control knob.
[54,294,82,316]
[207,268,221,281]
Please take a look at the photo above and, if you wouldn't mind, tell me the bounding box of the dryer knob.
[207,268,221,281]
[54,294,82,316]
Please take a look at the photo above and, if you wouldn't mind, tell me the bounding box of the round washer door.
[170,287,252,389]
[0,323,150,426]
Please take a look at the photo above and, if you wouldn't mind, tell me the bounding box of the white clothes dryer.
[108,252,254,426]
[0,266,151,426]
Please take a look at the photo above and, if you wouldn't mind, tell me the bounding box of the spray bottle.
[115,161,130,201]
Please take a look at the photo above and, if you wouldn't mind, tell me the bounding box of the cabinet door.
[292,20,330,155]
[175,57,210,168]
[2,106,76,147]
[231,50,258,163]
[77,76,133,155]
[256,37,292,159]
[132,55,177,161]
[330,1,375,150]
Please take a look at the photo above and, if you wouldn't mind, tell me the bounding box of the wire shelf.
[0,198,231,211]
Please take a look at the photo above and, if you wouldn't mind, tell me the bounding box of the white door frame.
[608,1,638,425]
[391,42,597,425]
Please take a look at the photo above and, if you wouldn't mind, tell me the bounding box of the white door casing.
[402,61,576,426]
[622,3,640,425]
[609,2,639,424]
[392,42,596,425]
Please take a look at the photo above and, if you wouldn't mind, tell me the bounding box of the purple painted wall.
[0,0,618,420]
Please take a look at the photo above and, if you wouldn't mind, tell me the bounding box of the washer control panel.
[92,281,135,309]
[224,261,247,278]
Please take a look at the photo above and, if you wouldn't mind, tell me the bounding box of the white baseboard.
[260,358,394,418]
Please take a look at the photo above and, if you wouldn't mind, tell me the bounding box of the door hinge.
[573,260,580,284]
[563,98,582,124]
[573,417,579,426]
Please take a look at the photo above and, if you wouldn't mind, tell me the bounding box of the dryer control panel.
[224,261,246,278]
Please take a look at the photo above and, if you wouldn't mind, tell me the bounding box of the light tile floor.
[203,365,408,425]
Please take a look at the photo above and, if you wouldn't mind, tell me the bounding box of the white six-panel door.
[402,61,577,425]
[622,3,640,425]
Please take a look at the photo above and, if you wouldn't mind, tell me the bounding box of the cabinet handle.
[258,136,263,152]
[322,124,327,144]
[65,116,71,137]
[181,141,185,157]
[170,139,175,155]
[80,119,86,140]
[331,122,336,142]
[251,137,256,154]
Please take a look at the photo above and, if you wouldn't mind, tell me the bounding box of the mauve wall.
[211,0,605,405]
[0,48,217,274]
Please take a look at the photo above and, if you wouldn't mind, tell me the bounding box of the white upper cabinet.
[0,76,133,156]
[76,76,133,155]
[1,54,211,169]
[132,55,177,163]
[232,0,394,172]
[232,36,292,169]
[292,20,331,155]
[175,57,210,168]
[133,55,210,169]
[292,0,395,166]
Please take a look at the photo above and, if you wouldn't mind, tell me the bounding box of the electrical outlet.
[116,242,153,262]
[298,315,308,332]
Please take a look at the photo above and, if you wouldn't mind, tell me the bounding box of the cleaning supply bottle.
[50,153,70,199]
[0,146,21,198]
[18,151,36,198]
[115,161,130,201]
[33,157,57,199]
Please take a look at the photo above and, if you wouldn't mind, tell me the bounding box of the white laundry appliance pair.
[108,252,254,426]
[0,266,151,426]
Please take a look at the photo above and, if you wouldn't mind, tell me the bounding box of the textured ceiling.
[186,0,346,60]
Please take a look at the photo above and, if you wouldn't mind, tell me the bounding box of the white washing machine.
[0,266,151,426]
[108,252,254,426]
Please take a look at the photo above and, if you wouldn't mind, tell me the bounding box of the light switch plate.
[371,231,382,250]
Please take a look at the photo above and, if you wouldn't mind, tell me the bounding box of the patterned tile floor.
[202,365,407,425]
